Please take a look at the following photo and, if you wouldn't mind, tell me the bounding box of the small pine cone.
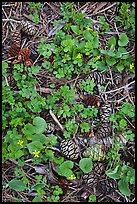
[95,122,112,139]
[60,138,80,160]
[100,103,112,123]
[82,172,98,188]
[8,43,20,57]
[93,162,105,175]
[45,123,55,135]
[81,94,101,108]
[21,20,37,36]
[83,144,106,161]
[18,47,31,62]
[11,29,21,46]
[87,71,106,85]
[24,58,33,68]
[98,178,117,195]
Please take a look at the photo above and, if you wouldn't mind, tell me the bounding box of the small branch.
[124,116,135,130]
[99,81,135,95]
[2,18,21,23]
[49,109,64,132]
[90,3,116,15]
[114,22,120,37]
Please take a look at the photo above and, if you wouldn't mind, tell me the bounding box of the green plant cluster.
[29,2,42,24]
[106,164,135,197]
[116,2,135,38]
[38,3,134,80]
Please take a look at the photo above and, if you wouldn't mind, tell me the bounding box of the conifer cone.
[99,103,112,123]
[81,94,101,108]
[82,173,98,188]
[44,123,55,135]
[18,47,31,62]
[8,43,20,57]
[87,71,106,85]
[95,122,112,139]
[93,162,105,175]
[11,29,21,46]
[98,178,117,195]
[83,144,106,161]
[60,139,80,160]
[21,20,37,36]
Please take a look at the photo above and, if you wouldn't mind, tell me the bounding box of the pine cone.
[45,123,55,135]
[11,29,21,46]
[98,178,117,195]
[93,162,105,175]
[83,144,106,161]
[81,94,101,108]
[99,103,112,123]
[21,20,37,36]
[24,58,33,68]
[95,122,112,139]
[18,47,31,62]
[87,71,106,85]
[82,172,98,188]
[8,43,20,57]
[60,138,80,160]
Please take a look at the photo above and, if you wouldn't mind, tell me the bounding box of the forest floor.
[2,2,135,202]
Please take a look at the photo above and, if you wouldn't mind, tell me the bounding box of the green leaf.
[108,36,116,49]
[58,160,74,178]
[15,150,24,159]
[8,179,26,191]
[83,30,93,41]
[30,134,46,144]
[118,179,131,197]
[33,117,47,134]
[71,25,81,35]
[31,183,45,191]
[105,166,121,179]
[106,56,116,66]
[97,61,108,71]
[2,61,8,77]
[32,197,42,202]
[89,194,96,202]
[80,122,90,133]
[79,158,93,173]
[117,63,124,73]
[27,141,43,154]
[118,34,129,47]
[22,123,35,137]
[119,119,127,127]
[49,134,58,146]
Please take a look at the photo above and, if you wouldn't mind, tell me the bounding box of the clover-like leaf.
[33,117,47,134]
[108,36,116,49]
[27,141,43,154]
[71,25,81,35]
[79,158,93,173]
[57,160,74,178]
[118,34,129,47]
[105,166,121,179]
[118,179,131,197]
[8,179,26,191]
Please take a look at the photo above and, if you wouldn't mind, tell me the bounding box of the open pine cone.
[60,138,80,160]
[18,47,31,62]
[81,94,101,108]
[8,43,20,57]
[21,20,37,36]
